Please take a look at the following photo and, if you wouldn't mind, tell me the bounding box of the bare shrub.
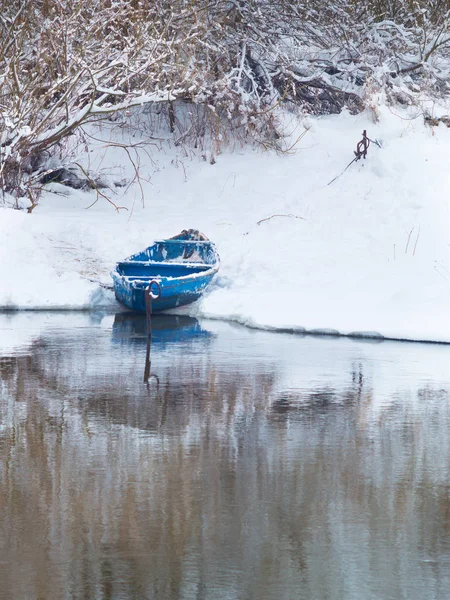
[1,0,450,209]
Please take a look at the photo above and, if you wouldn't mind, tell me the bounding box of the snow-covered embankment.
[1,105,450,342]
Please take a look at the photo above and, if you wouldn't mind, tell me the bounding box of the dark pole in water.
[144,338,151,383]
[143,280,161,384]
[144,287,152,383]
[145,286,153,336]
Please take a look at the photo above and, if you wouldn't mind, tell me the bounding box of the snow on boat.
[111,230,220,313]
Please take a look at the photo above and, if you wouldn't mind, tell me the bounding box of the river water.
[1,312,450,600]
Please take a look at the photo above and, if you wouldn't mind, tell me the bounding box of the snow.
[1,103,450,343]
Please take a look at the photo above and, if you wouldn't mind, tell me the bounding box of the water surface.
[1,312,450,600]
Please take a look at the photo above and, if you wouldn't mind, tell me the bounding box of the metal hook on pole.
[327,130,382,186]
[144,279,161,335]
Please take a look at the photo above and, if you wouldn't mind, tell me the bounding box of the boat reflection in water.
[112,312,214,383]
[112,312,212,346]
[2,312,450,600]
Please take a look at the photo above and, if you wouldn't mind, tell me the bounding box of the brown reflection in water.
[0,330,450,599]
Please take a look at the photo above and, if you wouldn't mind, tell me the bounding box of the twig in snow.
[75,163,128,212]
[219,172,236,198]
[262,126,310,155]
[368,137,382,149]
[434,265,448,280]
[413,226,421,256]
[434,260,450,277]
[257,214,305,225]
[440,262,450,276]
[405,226,414,254]
[327,156,358,186]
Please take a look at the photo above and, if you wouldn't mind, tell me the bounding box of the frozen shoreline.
[3,306,450,347]
[2,105,450,343]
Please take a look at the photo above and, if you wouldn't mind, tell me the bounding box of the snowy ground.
[1,102,450,342]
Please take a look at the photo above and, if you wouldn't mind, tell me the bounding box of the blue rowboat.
[111,230,220,313]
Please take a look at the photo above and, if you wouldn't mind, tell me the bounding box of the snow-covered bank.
[1,105,450,342]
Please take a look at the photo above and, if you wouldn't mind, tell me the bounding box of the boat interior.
[116,262,211,278]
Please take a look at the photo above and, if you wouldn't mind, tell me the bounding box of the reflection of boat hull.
[111,235,220,313]
[112,313,212,346]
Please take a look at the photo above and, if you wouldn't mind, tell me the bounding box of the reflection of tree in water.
[267,365,450,599]
[0,318,276,434]
[0,321,280,599]
[1,331,450,599]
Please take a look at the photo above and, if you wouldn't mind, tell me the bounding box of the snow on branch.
[1,0,450,207]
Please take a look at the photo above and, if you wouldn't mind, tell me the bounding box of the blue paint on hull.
[111,236,220,313]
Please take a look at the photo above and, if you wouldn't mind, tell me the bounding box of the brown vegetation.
[1,0,449,206]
